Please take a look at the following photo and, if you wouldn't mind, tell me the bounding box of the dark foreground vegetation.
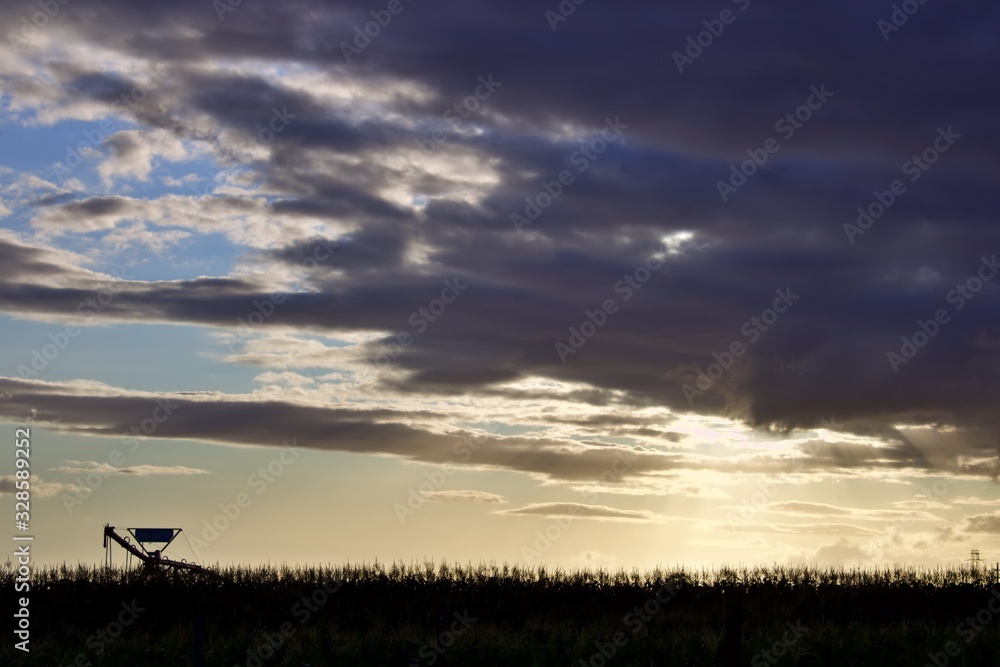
[4,561,1000,666]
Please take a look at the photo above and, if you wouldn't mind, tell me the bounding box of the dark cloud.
[0,378,984,485]
[57,196,132,217]
[102,133,140,159]
[2,229,997,463]
[28,192,76,207]
[961,512,1000,534]
[1,0,998,469]
[0,378,666,484]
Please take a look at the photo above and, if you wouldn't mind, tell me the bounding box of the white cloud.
[953,497,1000,508]
[762,501,941,522]
[810,539,871,567]
[0,475,86,498]
[420,490,506,503]
[253,371,316,387]
[97,129,190,186]
[51,460,211,476]
[497,502,662,522]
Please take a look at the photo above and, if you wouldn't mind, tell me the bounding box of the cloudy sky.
[1,0,998,571]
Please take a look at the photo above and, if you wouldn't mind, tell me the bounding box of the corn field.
[3,560,999,666]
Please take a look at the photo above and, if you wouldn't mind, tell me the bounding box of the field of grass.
[4,561,1000,666]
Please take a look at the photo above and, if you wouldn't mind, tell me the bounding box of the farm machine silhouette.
[103,524,218,578]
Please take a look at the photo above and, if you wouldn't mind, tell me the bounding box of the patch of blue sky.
[0,118,138,179]
[126,233,240,281]
[1,316,263,394]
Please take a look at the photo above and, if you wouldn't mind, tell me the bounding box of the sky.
[0,0,999,572]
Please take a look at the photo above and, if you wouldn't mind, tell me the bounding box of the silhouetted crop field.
[4,562,1000,666]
